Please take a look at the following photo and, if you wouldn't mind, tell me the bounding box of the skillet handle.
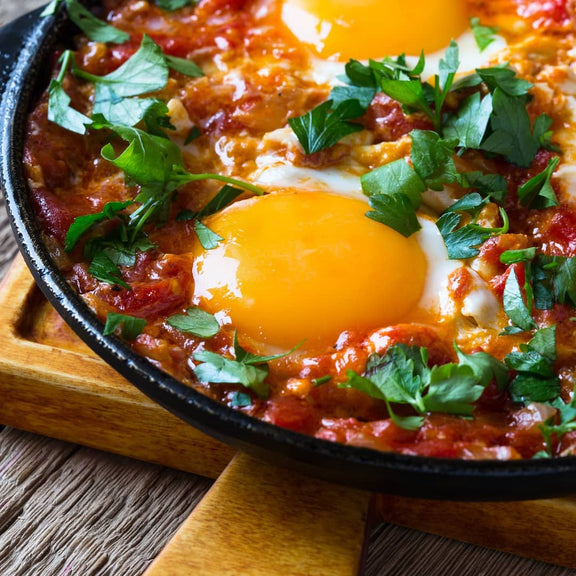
[0,7,46,94]
[143,452,374,576]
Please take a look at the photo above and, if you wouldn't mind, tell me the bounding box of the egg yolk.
[192,192,427,350]
[281,0,470,60]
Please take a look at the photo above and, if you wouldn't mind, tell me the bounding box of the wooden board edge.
[144,453,373,576]
[0,257,234,479]
[5,258,576,570]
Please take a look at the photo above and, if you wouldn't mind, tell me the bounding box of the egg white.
[411,216,502,330]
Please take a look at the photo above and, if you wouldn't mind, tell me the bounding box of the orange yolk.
[281,0,470,60]
[192,192,427,350]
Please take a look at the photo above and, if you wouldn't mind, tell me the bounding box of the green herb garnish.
[104,312,147,340]
[167,307,220,338]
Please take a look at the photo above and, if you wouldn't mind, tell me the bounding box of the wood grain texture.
[145,453,372,576]
[2,1,576,575]
[0,429,212,576]
[0,258,234,480]
[378,495,576,570]
[4,258,576,573]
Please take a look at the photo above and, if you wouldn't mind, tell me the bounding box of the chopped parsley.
[365,192,422,238]
[288,100,364,155]
[517,157,560,209]
[65,201,133,252]
[312,376,332,387]
[104,313,147,340]
[504,326,560,404]
[342,343,507,430]
[48,51,92,135]
[194,221,223,250]
[444,92,493,149]
[43,0,130,44]
[230,391,252,408]
[500,250,576,312]
[538,398,576,457]
[436,193,509,259]
[167,307,220,338]
[193,334,301,399]
[470,17,499,52]
[502,267,537,333]
[185,126,202,144]
[153,0,196,10]
[287,37,559,257]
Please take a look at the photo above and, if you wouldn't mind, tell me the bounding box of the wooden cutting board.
[1,256,575,575]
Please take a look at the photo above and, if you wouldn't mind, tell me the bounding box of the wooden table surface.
[0,2,575,574]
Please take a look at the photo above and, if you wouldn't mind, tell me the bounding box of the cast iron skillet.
[2,2,576,501]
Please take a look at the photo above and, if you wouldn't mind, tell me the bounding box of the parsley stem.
[56,50,74,84]
[129,199,163,240]
[184,173,264,196]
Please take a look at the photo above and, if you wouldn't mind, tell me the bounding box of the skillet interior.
[2,3,576,501]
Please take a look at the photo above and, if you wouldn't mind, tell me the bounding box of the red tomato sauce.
[23,0,576,460]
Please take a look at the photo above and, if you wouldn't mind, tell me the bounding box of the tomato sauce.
[23,0,576,460]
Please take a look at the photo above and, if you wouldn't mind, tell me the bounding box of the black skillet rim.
[2,3,576,501]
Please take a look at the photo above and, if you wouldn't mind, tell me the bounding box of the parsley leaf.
[48,51,92,135]
[104,312,146,340]
[423,363,484,416]
[481,88,541,167]
[65,201,133,252]
[470,17,499,52]
[101,124,183,189]
[533,114,558,151]
[379,77,433,120]
[65,0,130,44]
[344,59,379,87]
[535,255,576,308]
[444,92,493,149]
[167,307,220,338]
[436,193,509,259]
[342,343,498,430]
[165,55,204,77]
[289,100,364,154]
[410,131,458,190]
[194,221,223,250]
[177,186,243,248]
[505,326,560,403]
[92,88,169,128]
[330,85,377,110]
[198,185,246,218]
[366,193,422,237]
[94,119,261,236]
[500,251,576,311]
[75,35,169,98]
[184,126,202,144]
[230,391,252,408]
[503,267,537,332]
[455,345,509,389]
[500,248,537,265]
[517,156,560,209]
[84,228,156,267]
[89,252,131,290]
[476,66,532,97]
[153,0,195,10]
[193,351,270,398]
[510,374,561,404]
[361,159,425,208]
[193,333,300,399]
[460,171,508,204]
[539,398,576,456]
[434,40,460,129]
